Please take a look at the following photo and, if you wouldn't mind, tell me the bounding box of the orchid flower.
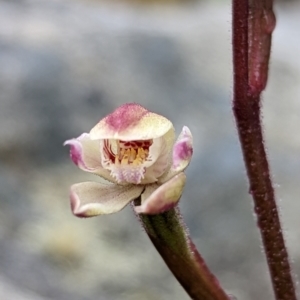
[64,103,193,217]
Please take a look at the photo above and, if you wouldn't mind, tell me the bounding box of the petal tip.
[137,173,186,215]
[172,126,193,170]
[182,126,192,137]
[70,185,87,218]
[70,184,104,218]
[64,139,82,167]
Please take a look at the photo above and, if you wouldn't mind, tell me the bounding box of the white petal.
[70,181,144,217]
[141,128,175,184]
[90,103,173,141]
[134,172,186,215]
[64,133,117,183]
[158,126,193,183]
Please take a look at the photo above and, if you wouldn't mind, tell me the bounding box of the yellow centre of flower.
[104,139,153,166]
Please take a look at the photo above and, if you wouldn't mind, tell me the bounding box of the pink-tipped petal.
[70,181,144,217]
[158,126,193,183]
[64,134,116,183]
[64,133,92,168]
[135,172,186,215]
[90,103,174,141]
[172,126,193,169]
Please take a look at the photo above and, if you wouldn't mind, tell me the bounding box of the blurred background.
[0,0,300,299]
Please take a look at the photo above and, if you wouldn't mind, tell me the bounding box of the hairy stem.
[133,200,230,300]
[232,0,297,299]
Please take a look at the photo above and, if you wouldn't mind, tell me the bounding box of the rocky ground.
[0,0,300,299]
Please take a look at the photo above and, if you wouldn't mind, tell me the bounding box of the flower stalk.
[65,102,231,299]
[232,0,297,299]
[134,199,230,300]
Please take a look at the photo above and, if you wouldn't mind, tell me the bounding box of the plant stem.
[133,200,230,300]
[232,1,297,299]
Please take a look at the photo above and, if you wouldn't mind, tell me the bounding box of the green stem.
[133,199,230,300]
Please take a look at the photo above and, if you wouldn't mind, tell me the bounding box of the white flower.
[64,103,193,217]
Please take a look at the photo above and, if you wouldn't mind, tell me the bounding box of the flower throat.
[104,139,153,166]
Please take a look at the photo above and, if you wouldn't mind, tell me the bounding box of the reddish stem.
[134,202,230,300]
[232,0,297,299]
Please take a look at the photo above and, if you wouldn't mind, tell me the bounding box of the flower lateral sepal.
[134,172,186,215]
[70,181,144,217]
[158,126,193,184]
